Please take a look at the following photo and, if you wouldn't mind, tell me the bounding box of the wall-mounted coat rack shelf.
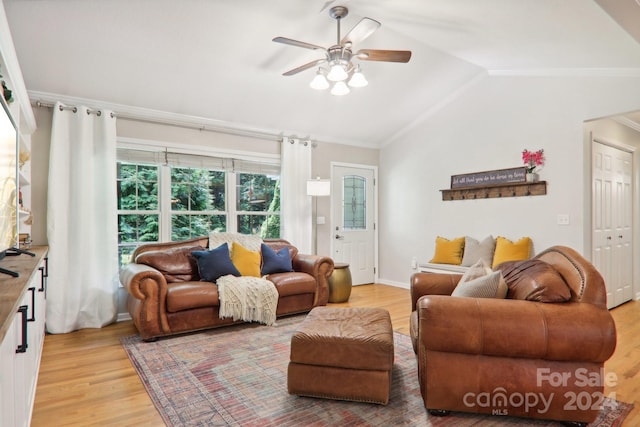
[441,181,547,201]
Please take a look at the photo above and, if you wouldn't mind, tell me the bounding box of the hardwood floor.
[32,284,639,426]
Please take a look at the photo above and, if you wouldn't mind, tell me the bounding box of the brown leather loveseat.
[120,236,334,341]
[410,246,617,425]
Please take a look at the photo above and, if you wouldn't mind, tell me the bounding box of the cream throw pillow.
[451,259,508,299]
[452,270,508,299]
[461,235,496,267]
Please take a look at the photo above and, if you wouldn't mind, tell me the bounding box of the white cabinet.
[0,251,48,427]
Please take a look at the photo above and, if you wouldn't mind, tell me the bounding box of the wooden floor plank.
[32,284,639,426]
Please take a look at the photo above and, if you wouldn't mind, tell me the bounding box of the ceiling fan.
[273,5,412,95]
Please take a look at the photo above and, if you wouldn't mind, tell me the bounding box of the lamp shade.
[306,178,331,196]
[330,81,350,96]
[310,69,329,90]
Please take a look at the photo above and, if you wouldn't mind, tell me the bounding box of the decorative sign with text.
[450,167,527,188]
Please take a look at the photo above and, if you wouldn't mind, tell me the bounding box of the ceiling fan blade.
[341,18,381,46]
[356,49,412,63]
[319,0,335,13]
[273,37,325,51]
[283,59,326,76]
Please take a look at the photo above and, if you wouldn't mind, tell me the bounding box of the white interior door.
[592,140,633,309]
[331,165,375,285]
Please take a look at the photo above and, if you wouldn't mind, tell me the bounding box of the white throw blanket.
[217,275,279,326]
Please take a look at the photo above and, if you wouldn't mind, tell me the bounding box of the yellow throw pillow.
[492,236,532,268]
[231,242,261,277]
[429,236,465,265]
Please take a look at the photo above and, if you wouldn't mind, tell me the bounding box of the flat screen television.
[0,96,19,276]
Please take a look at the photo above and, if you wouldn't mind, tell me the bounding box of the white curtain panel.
[280,138,312,253]
[46,103,118,333]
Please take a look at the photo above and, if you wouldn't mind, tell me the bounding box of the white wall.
[378,75,640,287]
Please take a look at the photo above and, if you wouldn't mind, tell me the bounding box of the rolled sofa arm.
[293,254,334,306]
[417,295,616,363]
[410,272,462,310]
[120,263,171,340]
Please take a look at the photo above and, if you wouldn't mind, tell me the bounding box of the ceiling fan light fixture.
[348,66,368,88]
[331,80,350,96]
[327,62,349,82]
[310,68,330,90]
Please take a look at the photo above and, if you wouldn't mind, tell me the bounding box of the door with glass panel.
[331,165,375,285]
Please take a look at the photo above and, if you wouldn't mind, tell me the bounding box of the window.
[116,147,280,266]
[171,167,226,240]
[343,175,366,230]
[236,172,280,237]
[117,163,160,265]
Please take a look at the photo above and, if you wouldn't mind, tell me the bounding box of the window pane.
[171,214,226,241]
[117,162,158,211]
[171,167,225,211]
[118,214,159,243]
[118,245,137,268]
[343,175,366,230]
[236,174,279,213]
[137,182,158,210]
[237,214,280,238]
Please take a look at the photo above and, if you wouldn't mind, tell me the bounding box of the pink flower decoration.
[522,149,545,173]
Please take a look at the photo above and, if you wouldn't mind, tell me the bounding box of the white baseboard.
[117,312,132,322]
[377,278,410,290]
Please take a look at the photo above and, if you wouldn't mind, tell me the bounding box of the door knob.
[335,234,344,240]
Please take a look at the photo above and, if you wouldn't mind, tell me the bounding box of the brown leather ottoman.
[287,306,394,404]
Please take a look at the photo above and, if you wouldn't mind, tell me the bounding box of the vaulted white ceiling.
[4,0,640,147]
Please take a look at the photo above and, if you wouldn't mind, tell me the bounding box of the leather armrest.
[410,272,462,310]
[119,263,171,339]
[417,295,616,363]
[292,254,334,306]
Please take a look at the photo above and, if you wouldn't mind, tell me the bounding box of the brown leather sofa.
[410,246,617,425]
[120,236,334,341]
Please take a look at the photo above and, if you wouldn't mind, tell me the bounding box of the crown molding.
[613,116,640,133]
[28,90,376,149]
[487,68,640,77]
[28,90,286,142]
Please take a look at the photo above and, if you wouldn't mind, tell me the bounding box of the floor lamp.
[306,178,331,255]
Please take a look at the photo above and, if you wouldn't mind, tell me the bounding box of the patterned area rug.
[121,315,633,427]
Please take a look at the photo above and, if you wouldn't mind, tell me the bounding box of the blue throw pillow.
[260,243,293,275]
[192,243,241,282]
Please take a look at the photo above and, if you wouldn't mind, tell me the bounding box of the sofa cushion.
[461,235,496,267]
[429,236,465,265]
[267,272,316,297]
[166,282,220,312]
[192,243,241,282]
[231,242,261,277]
[135,245,205,282]
[492,236,532,268]
[261,243,294,275]
[495,259,572,302]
